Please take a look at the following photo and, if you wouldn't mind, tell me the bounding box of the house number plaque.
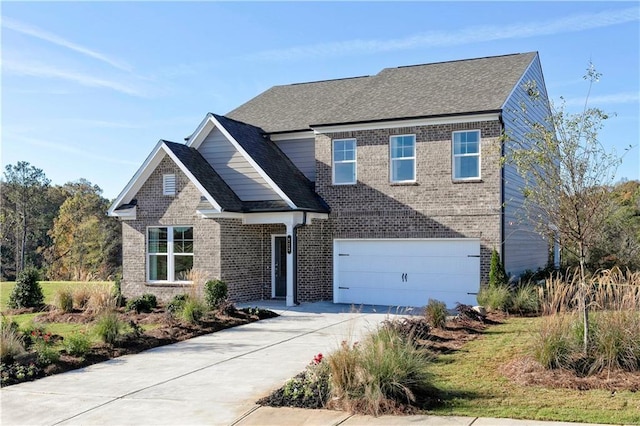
[286,235,292,254]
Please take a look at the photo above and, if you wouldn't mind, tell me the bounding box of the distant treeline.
[1,161,121,281]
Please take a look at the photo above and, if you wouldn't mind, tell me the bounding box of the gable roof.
[161,141,244,212]
[227,52,538,133]
[211,114,329,212]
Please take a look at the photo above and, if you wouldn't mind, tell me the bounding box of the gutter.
[292,211,308,305]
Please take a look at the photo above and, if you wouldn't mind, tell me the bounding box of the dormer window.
[163,174,176,196]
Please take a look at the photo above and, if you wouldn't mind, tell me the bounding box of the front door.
[273,236,287,298]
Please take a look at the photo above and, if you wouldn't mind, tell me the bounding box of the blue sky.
[2,1,639,200]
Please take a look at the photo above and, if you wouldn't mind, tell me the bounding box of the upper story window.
[148,226,193,282]
[452,130,481,180]
[163,174,176,196]
[333,138,357,185]
[390,135,416,183]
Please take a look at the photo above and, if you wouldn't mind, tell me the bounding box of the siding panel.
[274,138,316,181]
[199,128,281,201]
[502,55,551,275]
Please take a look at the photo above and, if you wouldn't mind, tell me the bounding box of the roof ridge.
[287,75,371,86]
[393,52,536,70]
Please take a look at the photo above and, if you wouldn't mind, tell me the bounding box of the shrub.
[180,297,206,324]
[167,294,188,314]
[204,280,228,310]
[72,285,92,310]
[84,284,117,314]
[488,249,508,288]
[34,341,60,366]
[54,287,74,313]
[477,285,511,312]
[8,268,44,309]
[327,326,434,415]
[0,316,25,363]
[112,276,125,308]
[509,284,539,315]
[588,310,640,373]
[424,299,447,328]
[534,314,576,369]
[64,333,92,358]
[94,311,123,345]
[126,293,157,314]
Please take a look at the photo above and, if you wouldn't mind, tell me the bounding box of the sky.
[2,1,639,200]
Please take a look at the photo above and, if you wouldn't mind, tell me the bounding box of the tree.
[1,162,51,277]
[505,62,625,352]
[45,179,121,280]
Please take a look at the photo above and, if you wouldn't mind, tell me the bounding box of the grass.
[1,281,112,311]
[428,317,640,424]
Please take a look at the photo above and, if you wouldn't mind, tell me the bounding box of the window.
[390,135,416,182]
[452,130,481,180]
[163,174,176,196]
[333,138,357,185]
[148,226,193,282]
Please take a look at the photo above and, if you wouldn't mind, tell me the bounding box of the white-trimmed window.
[333,138,357,185]
[163,174,176,196]
[147,226,193,282]
[452,130,481,180]
[390,134,416,182]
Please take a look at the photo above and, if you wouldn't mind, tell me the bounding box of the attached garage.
[333,239,480,308]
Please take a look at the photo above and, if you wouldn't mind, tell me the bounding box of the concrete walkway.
[0,302,615,426]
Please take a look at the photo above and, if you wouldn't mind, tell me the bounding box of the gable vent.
[163,174,176,196]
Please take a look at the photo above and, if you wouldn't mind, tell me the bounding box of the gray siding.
[199,127,281,201]
[274,138,316,181]
[502,55,551,276]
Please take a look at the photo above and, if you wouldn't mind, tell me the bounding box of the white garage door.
[334,239,480,308]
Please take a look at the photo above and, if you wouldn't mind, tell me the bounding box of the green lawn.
[1,281,112,311]
[428,317,640,424]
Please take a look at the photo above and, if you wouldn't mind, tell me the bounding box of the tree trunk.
[20,214,27,274]
[579,242,589,354]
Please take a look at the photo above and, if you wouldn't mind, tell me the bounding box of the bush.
[167,294,188,314]
[0,316,25,363]
[204,280,227,310]
[94,311,123,345]
[8,268,44,309]
[477,285,511,312]
[64,333,92,358]
[72,285,92,310]
[281,354,330,408]
[509,284,539,315]
[588,310,640,373]
[327,326,434,415]
[126,293,157,314]
[54,287,74,313]
[112,277,125,308]
[534,314,576,369]
[424,299,447,328]
[488,249,508,288]
[180,297,206,324]
[34,341,60,366]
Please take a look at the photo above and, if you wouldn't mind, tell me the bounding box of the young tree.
[1,162,51,276]
[505,63,625,352]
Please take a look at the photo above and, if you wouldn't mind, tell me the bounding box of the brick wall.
[295,120,503,300]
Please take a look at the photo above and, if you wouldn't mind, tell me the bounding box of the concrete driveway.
[0,302,400,425]
[0,302,610,426]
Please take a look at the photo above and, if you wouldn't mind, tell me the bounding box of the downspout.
[499,113,506,270]
[292,211,308,305]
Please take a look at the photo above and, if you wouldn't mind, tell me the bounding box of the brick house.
[108,52,552,308]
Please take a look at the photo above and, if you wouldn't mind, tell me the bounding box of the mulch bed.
[1,305,278,386]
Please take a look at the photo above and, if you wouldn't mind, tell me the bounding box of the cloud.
[3,59,148,97]
[2,17,132,72]
[251,7,640,61]
[560,91,640,107]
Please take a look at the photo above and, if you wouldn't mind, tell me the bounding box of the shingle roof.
[227,52,537,133]
[212,114,329,213]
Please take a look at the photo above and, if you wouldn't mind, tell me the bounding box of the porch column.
[285,221,295,307]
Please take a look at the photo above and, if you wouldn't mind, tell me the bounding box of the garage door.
[333,239,480,308]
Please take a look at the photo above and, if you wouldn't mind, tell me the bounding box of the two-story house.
[108,52,552,308]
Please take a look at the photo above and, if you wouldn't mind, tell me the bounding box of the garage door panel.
[334,239,480,308]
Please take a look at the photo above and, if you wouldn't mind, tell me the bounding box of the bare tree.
[505,63,626,352]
